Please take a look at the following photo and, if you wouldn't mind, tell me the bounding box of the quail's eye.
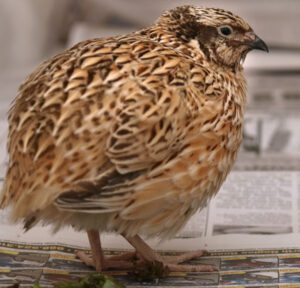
[218,25,233,37]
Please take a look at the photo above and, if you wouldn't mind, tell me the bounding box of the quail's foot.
[76,250,137,270]
[157,250,217,272]
[124,235,217,273]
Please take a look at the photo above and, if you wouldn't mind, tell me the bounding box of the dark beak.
[249,35,269,52]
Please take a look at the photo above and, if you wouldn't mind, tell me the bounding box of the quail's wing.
[3,36,203,217]
[53,38,213,216]
[56,38,223,220]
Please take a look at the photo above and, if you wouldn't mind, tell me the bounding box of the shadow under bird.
[0,5,268,273]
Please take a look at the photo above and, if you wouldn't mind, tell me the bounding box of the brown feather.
[0,5,259,239]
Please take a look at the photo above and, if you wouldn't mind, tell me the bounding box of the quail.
[0,5,268,272]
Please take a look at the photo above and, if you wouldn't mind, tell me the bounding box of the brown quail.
[0,5,268,272]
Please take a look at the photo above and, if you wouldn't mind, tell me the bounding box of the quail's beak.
[248,34,269,53]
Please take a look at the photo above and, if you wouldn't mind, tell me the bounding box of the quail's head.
[158,5,269,70]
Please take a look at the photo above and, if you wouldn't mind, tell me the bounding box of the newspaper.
[2,240,300,287]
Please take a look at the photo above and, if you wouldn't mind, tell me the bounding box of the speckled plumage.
[1,6,266,242]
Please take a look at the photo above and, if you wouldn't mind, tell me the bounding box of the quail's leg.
[124,234,217,272]
[77,231,216,272]
[76,230,136,271]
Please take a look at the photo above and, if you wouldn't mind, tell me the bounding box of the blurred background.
[0,0,300,168]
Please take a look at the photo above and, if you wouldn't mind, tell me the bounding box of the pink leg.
[77,231,216,272]
[77,230,137,271]
[87,230,103,272]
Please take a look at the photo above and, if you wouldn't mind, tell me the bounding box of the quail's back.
[1,6,259,239]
